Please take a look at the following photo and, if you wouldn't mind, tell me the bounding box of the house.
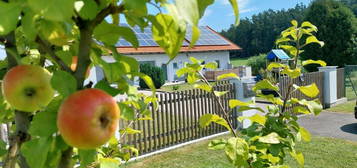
[87,25,241,85]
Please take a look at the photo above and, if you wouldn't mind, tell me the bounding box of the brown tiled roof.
[116,26,241,55]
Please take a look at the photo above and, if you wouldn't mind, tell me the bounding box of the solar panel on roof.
[116,24,229,47]
[185,26,230,46]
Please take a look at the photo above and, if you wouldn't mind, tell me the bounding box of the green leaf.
[28,0,74,21]
[281,67,301,79]
[175,0,199,26]
[301,21,317,31]
[176,67,192,77]
[275,37,292,44]
[21,10,37,41]
[208,139,227,150]
[0,139,7,156]
[257,94,284,105]
[29,97,62,137]
[38,20,73,46]
[228,0,240,26]
[0,1,22,35]
[229,99,251,109]
[291,20,298,27]
[299,127,311,142]
[302,59,327,67]
[51,70,77,97]
[279,45,298,57]
[248,114,266,126]
[270,166,290,168]
[224,137,249,166]
[189,26,200,47]
[216,73,239,81]
[150,14,186,60]
[123,0,148,17]
[214,91,228,97]
[21,137,52,168]
[187,74,199,84]
[197,0,214,18]
[204,62,218,70]
[259,132,280,144]
[99,158,120,168]
[118,103,135,120]
[236,106,265,113]
[305,36,324,47]
[133,72,156,91]
[297,99,323,115]
[290,151,304,166]
[120,127,142,135]
[253,79,279,92]
[199,114,231,131]
[189,57,203,64]
[295,83,320,98]
[122,145,139,157]
[74,0,98,20]
[293,106,310,114]
[260,154,280,164]
[94,21,138,47]
[194,84,212,92]
[267,62,287,71]
[94,80,121,97]
[79,149,97,168]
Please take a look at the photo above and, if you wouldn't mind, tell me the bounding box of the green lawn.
[230,57,249,67]
[123,136,357,168]
[325,100,356,113]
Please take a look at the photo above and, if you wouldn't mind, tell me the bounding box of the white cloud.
[219,0,256,14]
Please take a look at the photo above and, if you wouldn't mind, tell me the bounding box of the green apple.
[2,65,55,112]
[57,88,120,149]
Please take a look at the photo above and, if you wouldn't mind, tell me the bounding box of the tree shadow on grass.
[340,123,357,135]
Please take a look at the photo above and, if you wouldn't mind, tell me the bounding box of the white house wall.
[87,51,230,85]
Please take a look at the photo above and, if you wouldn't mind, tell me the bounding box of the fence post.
[318,66,338,108]
[230,77,256,129]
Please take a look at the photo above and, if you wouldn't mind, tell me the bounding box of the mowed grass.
[123,136,357,168]
[230,57,249,67]
[325,100,356,113]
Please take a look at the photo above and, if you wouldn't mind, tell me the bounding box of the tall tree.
[221,4,307,58]
[301,0,357,71]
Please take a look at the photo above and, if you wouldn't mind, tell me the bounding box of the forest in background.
[222,0,357,60]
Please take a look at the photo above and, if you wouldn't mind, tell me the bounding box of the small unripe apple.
[2,65,55,112]
[57,88,120,149]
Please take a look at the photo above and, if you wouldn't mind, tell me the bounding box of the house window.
[215,60,220,68]
[173,62,178,69]
[139,61,155,66]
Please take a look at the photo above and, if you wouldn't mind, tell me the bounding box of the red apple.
[2,65,55,112]
[57,88,120,149]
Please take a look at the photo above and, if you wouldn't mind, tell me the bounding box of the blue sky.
[0,0,313,59]
[201,0,313,31]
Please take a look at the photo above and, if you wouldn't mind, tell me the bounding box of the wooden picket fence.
[279,71,325,110]
[118,81,238,156]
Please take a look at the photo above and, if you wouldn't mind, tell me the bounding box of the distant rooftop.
[116,25,241,55]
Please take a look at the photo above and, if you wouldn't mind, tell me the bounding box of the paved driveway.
[298,112,357,141]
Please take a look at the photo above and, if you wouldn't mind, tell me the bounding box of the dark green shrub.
[139,63,165,89]
[247,54,267,75]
